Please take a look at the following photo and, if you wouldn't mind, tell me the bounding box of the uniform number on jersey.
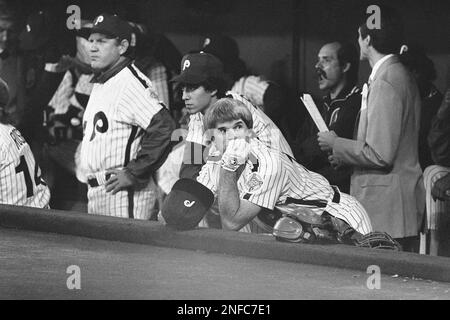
[15,156,46,198]
[89,111,109,141]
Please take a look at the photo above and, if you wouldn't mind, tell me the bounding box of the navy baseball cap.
[202,34,240,63]
[161,178,215,230]
[170,52,224,84]
[90,13,132,43]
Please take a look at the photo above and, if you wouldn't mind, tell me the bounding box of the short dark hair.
[335,41,359,87]
[400,43,437,82]
[359,6,404,55]
[182,76,229,98]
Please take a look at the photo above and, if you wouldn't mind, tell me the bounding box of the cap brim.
[76,27,92,39]
[89,27,118,39]
[170,73,206,84]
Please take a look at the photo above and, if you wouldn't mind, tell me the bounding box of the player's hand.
[221,138,251,172]
[328,154,343,170]
[105,169,139,194]
[317,131,337,152]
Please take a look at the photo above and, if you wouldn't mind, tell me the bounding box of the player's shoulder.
[0,122,14,137]
[121,64,161,100]
[122,64,153,90]
[225,91,256,107]
[249,140,283,173]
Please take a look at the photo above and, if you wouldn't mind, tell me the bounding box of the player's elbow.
[220,215,246,232]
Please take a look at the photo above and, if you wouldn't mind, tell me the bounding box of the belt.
[285,186,340,208]
[88,173,111,188]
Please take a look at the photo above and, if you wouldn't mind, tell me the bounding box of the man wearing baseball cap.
[76,13,175,220]
[171,52,293,183]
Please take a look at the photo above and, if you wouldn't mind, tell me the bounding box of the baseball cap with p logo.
[161,178,215,230]
[170,52,224,85]
[90,13,132,43]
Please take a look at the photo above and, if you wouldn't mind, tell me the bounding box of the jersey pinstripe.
[197,139,372,235]
[0,124,50,208]
[231,76,269,107]
[80,63,162,219]
[186,91,293,157]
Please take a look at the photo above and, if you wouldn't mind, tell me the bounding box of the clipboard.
[300,94,329,132]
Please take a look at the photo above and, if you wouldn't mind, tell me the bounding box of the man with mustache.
[317,7,424,248]
[293,41,361,193]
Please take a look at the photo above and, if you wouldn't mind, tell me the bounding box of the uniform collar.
[91,57,133,84]
[324,85,360,107]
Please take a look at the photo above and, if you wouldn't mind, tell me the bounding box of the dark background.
[5,0,450,97]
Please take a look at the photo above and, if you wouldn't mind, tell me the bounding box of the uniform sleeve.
[333,80,403,169]
[116,81,163,129]
[185,113,206,145]
[197,161,219,195]
[428,95,450,166]
[125,107,176,181]
[147,63,170,108]
[0,144,6,168]
[243,153,286,210]
[180,113,208,179]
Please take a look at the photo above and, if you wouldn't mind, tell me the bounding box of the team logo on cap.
[182,59,191,71]
[184,200,196,207]
[94,15,104,25]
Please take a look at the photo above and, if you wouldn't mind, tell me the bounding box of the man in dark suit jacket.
[318,7,424,244]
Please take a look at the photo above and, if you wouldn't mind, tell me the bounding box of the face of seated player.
[315,43,347,92]
[210,119,250,155]
[182,84,216,115]
[88,33,128,71]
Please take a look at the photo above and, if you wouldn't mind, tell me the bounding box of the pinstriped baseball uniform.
[197,139,372,235]
[80,63,162,219]
[186,91,293,157]
[231,76,269,108]
[0,123,50,208]
[423,165,450,230]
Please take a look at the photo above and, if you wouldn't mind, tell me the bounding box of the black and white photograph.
[0,0,449,304]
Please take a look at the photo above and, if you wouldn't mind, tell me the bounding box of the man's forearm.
[333,137,392,170]
[218,168,241,229]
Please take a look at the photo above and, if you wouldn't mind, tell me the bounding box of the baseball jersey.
[186,91,293,157]
[231,76,269,108]
[0,123,50,208]
[80,62,163,218]
[80,64,162,174]
[197,139,372,235]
